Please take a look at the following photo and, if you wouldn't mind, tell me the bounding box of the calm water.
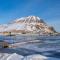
[0,35,60,58]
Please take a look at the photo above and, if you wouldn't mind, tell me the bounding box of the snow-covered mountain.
[0,16,56,35]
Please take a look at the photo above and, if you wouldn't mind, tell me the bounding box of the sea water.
[0,35,60,59]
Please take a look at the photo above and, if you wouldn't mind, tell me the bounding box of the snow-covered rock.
[0,16,56,35]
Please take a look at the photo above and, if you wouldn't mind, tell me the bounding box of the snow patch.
[24,54,47,60]
[7,53,24,60]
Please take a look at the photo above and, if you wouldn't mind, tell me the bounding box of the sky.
[0,0,60,32]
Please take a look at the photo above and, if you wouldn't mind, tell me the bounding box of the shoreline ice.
[0,52,60,60]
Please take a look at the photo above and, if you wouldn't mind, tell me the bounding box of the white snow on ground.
[0,53,60,60]
[7,53,24,60]
[0,53,24,60]
[0,53,10,60]
[24,54,47,60]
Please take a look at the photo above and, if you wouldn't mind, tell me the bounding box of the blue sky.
[0,0,60,32]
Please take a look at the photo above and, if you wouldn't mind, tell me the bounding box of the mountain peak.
[26,16,41,20]
[14,16,44,23]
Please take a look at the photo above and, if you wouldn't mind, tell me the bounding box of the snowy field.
[0,35,60,60]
